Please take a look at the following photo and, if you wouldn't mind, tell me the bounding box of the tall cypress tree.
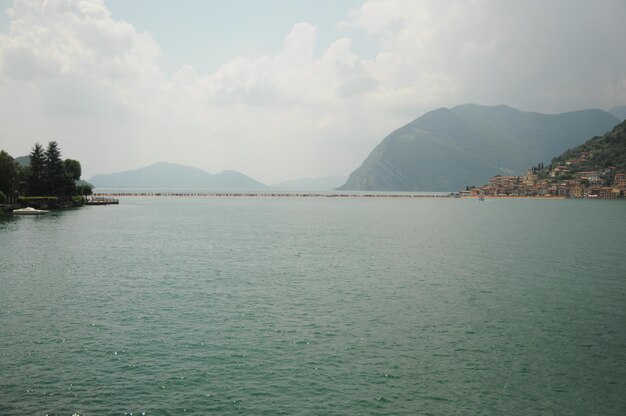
[28,143,45,195]
[44,141,65,195]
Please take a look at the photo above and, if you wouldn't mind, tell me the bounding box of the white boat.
[12,207,49,215]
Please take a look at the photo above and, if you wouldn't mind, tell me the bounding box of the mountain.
[89,162,267,189]
[270,176,347,191]
[14,156,30,168]
[339,104,619,192]
[609,106,626,121]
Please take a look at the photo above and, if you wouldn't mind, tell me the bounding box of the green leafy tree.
[0,150,18,197]
[64,159,82,181]
[28,143,45,195]
[62,159,81,195]
[77,183,93,196]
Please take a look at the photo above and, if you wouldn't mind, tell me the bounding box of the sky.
[0,0,625,183]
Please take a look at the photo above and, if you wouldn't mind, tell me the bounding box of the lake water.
[1,197,625,415]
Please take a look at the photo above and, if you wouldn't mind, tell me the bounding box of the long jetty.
[93,192,454,199]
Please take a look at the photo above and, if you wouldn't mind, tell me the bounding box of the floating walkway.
[92,192,453,199]
[89,192,574,200]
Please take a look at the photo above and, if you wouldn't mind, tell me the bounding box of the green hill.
[339,104,619,191]
[550,119,626,174]
[89,162,267,189]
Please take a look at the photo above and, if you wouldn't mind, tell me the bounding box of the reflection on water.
[0,213,18,229]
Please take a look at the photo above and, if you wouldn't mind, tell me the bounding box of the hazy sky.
[1,0,625,182]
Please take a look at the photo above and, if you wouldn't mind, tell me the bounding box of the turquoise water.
[1,197,625,415]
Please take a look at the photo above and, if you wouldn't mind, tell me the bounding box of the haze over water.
[1,197,625,415]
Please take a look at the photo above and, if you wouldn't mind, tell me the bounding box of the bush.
[71,195,85,207]
[0,190,6,204]
[18,196,59,209]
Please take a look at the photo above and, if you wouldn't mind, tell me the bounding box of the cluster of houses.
[462,153,626,199]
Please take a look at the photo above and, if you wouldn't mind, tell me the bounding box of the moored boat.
[12,207,49,215]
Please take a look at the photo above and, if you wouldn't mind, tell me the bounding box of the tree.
[25,141,85,198]
[64,159,82,181]
[77,183,93,196]
[63,159,82,196]
[16,164,30,196]
[44,141,67,195]
[29,143,45,195]
[0,150,18,197]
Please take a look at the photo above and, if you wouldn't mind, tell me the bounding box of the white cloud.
[4,0,161,79]
[343,0,626,112]
[282,22,317,61]
[0,0,163,117]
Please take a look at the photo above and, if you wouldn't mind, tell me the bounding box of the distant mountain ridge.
[89,162,267,189]
[14,155,30,167]
[609,105,626,121]
[339,104,619,191]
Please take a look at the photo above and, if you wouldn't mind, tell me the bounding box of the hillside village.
[463,119,626,199]
[464,165,626,199]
